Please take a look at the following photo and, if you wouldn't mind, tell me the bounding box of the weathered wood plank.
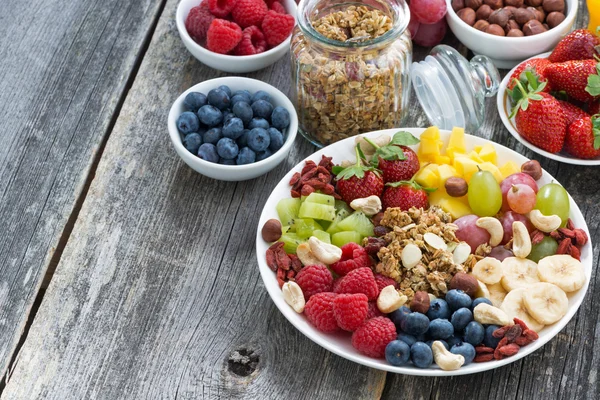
[0,0,166,380]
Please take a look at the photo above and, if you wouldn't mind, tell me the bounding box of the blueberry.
[203,127,222,145]
[183,133,202,154]
[237,129,250,148]
[232,90,252,105]
[219,158,236,165]
[198,105,223,127]
[233,101,253,126]
[216,138,239,160]
[236,147,256,165]
[247,128,270,152]
[427,318,454,340]
[249,117,270,130]
[207,88,230,110]
[271,106,291,130]
[386,340,411,366]
[223,117,245,139]
[183,92,207,112]
[463,321,485,346]
[450,308,473,332]
[177,111,200,134]
[197,143,219,163]
[426,340,449,350]
[268,127,284,152]
[483,325,501,348]
[471,297,493,311]
[389,306,412,328]
[410,342,433,369]
[450,342,476,365]
[218,85,232,97]
[397,332,417,346]
[401,312,430,336]
[446,335,463,348]
[256,149,272,161]
[252,99,274,120]
[251,90,271,104]
[223,111,236,125]
[445,289,472,311]
[427,299,451,320]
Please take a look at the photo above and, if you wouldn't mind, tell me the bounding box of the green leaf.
[385,180,412,188]
[586,72,600,97]
[593,115,600,150]
[336,165,365,180]
[356,144,367,162]
[389,131,420,146]
[332,165,345,175]
[529,94,543,101]
[423,187,437,193]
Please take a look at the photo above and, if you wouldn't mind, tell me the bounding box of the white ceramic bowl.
[445,0,577,69]
[176,0,297,73]
[168,77,298,181]
[256,127,592,376]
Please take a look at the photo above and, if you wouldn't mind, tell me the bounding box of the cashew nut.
[355,134,391,155]
[512,221,532,258]
[528,209,562,233]
[282,281,305,313]
[473,303,512,326]
[476,217,504,247]
[377,285,407,313]
[401,244,422,269]
[432,341,465,371]
[350,195,382,216]
[308,236,342,264]
[296,243,324,267]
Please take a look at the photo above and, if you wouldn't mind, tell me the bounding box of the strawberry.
[558,100,589,126]
[589,101,600,115]
[363,131,421,183]
[335,145,384,204]
[548,29,600,63]
[545,59,600,103]
[564,115,600,159]
[507,58,552,92]
[381,179,432,211]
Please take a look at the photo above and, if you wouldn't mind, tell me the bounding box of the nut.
[350,195,382,216]
[528,6,545,22]
[528,209,562,232]
[466,0,483,8]
[525,0,543,6]
[445,177,468,197]
[489,9,511,27]
[355,134,390,156]
[514,7,537,24]
[401,243,423,269]
[377,285,407,313]
[542,0,564,13]
[484,0,503,9]
[486,23,506,35]
[474,20,491,31]
[504,0,523,6]
[432,341,465,371]
[457,8,476,25]
[512,221,532,258]
[453,242,472,265]
[473,303,513,326]
[410,291,431,314]
[476,217,504,247]
[546,11,566,28]
[505,19,520,33]
[452,0,466,11]
[308,236,342,264]
[282,281,306,313]
[523,19,547,35]
[450,272,479,297]
[262,219,283,242]
[424,232,448,251]
[507,28,524,36]
[476,4,493,19]
[296,243,325,266]
[503,5,517,16]
[521,160,542,180]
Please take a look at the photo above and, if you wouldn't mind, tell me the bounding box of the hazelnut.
[372,212,385,226]
[457,8,477,25]
[452,0,466,11]
[546,11,566,28]
[484,0,503,9]
[504,0,523,6]
[505,19,520,33]
[449,273,479,297]
[489,9,511,27]
[474,19,491,31]
[523,19,547,35]
[521,160,543,180]
[445,177,469,197]
[261,219,282,242]
[466,0,483,9]
[503,5,517,16]
[542,0,565,13]
[476,4,493,19]
[486,23,506,35]
[514,7,536,24]
[525,0,543,6]
[530,6,545,22]
[410,291,431,314]
[507,28,525,36]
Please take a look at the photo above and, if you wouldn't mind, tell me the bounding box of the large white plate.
[255,128,592,376]
[497,51,600,166]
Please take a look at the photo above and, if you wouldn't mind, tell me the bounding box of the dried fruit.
[497,343,520,357]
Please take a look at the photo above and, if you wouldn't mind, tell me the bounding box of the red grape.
[410,0,447,24]
[488,246,514,261]
[499,211,534,244]
[455,214,490,253]
[500,173,538,212]
[506,184,536,214]
[412,19,447,47]
[408,13,421,38]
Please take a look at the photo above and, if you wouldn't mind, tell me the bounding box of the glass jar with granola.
[291,0,412,147]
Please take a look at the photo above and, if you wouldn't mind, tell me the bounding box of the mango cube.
[473,145,483,153]
[434,155,451,165]
[479,143,497,165]
[446,127,466,159]
[421,126,441,141]
[468,151,484,163]
[438,197,473,219]
[499,161,520,179]
[415,164,440,188]
[479,162,503,183]
[437,164,458,183]
[420,138,443,156]
[453,156,478,181]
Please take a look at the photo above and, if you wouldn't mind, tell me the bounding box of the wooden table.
[0,0,596,398]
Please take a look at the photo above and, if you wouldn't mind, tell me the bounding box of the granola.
[312,6,393,42]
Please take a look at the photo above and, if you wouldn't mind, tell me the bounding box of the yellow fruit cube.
[415,164,440,188]
[499,161,520,179]
[438,197,473,219]
[479,143,498,165]
[479,162,503,183]
[473,145,483,153]
[434,155,451,165]
[438,164,459,183]
[421,126,441,141]
[453,157,479,182]
[420,138,443,156]
[446,127,466,158]
[469,151,484,163]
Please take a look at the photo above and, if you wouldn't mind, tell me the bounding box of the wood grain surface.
[1,0,597,399]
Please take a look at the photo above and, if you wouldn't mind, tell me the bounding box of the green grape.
[535,183,570,224]
[468,170,502,217]
[528,236,559,263]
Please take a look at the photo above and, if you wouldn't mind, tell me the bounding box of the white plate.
[255,128,592,376]
[497,51,600,166]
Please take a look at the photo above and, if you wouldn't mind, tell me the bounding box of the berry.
[426,299,451,320]
[270,1,286,14]
[207,88,231,110]
[185,1,215,43]
[589,101,600,115]
[548,29,600,63]
[233,25,267,55]
[237,129,250,147]
[184,92,208,112]
[203,127,222,145]
[330,242,371,276]
[304,292,339,333]
[218,85,232,97]
[206,19,243,54]
[351,317,397,358]
[236,147,256,164]
[450,307,473,332]
[252,90,271,103]
[564,115,600,159]
[374,274,397,296]
[336,146,384,203]
[446,335,462,348]
[247,127,271,152]
[471,297,492,311]
[223,111,235,125]
[295,264,333,300]
[177,111,200,134]
[268,127,284,152]
[222,117,245,139]
[400,312,430,336]
[427,318,454,340]
[385,340,411,366]
[252,99,274,119]
[483,325,501,348]
[426,340,448,350]
[232,101,253,125]
[334,267,379,300]
[410,342,433,368]
[216,137,239,159]
[397,332,417,346]
[450,342,476,365]
[261,10,295,47]
[379,146,420,183]
[445,289,472,311]
[546,59,600,103]
[381,180,429,211]
[208,0,238,18]
[463,321,485,346]
[220,158,236,165]
[198,105,223,127]
[389,305,411,328]
[333,293,369,331]
[249,117,270,130]
[367,301,384,319]
[183,133,203,154]
[507,58,552,92]
[558,100,589,125]
[198,143,220,163]
[256,149,272,161]
[232,0,268,28]
[271,106,291,130]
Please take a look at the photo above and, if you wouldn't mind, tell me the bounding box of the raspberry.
[333,293,369,331]
[295,264,333,300]
[374,274,397,296]
[366,301,384,319]
[332,277,343,293]
[330,243,372,276]
[231,0,268,28]
[206,19,243,54]
[185,1,215,43]
[261,10,294,47]
[351,317,396,358]
[334,267,379,300]
[304,292,339,333]
[208,0,238,18]
[270,1,286,13]
[233,25,267,55]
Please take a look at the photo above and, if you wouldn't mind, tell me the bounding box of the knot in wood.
[228,349,259,377]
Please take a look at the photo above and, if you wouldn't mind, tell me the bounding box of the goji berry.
[289,172,301,186]
[301,184,315,196]
[474,353,494,362]
[498,343,520,357]
[558,228,575,239]
[513,318,530,331]
[505,325,523,342]
[566,218,575,230]
[475,346,495,354]
[523,329,539,341]
[514,336,532,346]
[493,326,510,338]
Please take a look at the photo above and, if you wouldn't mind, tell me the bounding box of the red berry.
[231,0,268,28]
[332,277,343,293]
[333,293,369,331]
[295,264,333,300]
[208,0,238,18]
[270,1,286,14]
[366,301,384,319]
[206,19,243,54]
[334,267,379,300]
[545,59,600,103]
[381,182,429,211]
[548,29,600,63]
[337,171,384,204]
[514,92,567,153]
[374,274,397,296]
[351,317,396,358]
[304,292,339,333]
[261,10,295,47]
[330,243,372,276]
[378,146,420,183]
[589,101,600,115]
[507,58,552,92]
[564,115,600,159]
[558,100,589,126]
[185,1,215,43]
[233,25,267,55]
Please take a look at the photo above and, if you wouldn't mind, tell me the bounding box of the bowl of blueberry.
[168,77,298,181]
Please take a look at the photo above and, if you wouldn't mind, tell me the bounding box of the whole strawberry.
[564,115,600,159]
[364,131,421,183]
[507,58,552,92]
[335,145,384,204]
[558,100,589,126]
[381,179,431,211]
[589,101,600,115]
[545,59,600,103]
[548,29,600,63]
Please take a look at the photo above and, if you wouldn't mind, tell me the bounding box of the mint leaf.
[389,131,420,146]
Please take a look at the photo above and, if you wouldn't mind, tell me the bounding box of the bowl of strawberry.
[497,28,600,165]
[176,0,296,73]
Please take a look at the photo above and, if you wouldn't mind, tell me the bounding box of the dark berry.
[450,308,473,332]
[198,105,223,127]
[427,299,451,320]
[203,127,222,145]
[232,90,252,104]
[183,92,207,112]
[247,128,270,152]
[252,99,274,119]
[251,90,271,103]
[222,117,245,139]
[397,332,417,346]
[427,318,454,340]
[463,321,485,346]
[177,111,200,134]
[183,133,202,154]
[207,88,231,110]
[410,342,433,368]
[236,147,256,164]
[483,325,501,348]
[450,342,476,365]
[446,335,462,348]
[271,106,290,130]
[401,312,430,336]
[198,143,219,163]
[389,305,411,328]
[267,127,284,152]
[385,340,411,366]
[426,340,449,350]
[233,101,253,126]
[249,117,270,130]
[218,85,232,97]
[256,149,272,161]
[237,129,250,147]
[223,111,236,125]
[445,289,473,311]
[216,137,239,159]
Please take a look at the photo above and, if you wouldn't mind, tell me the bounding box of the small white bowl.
[168,77,298,181]
[176,0,297,73]
[445,0,577,69]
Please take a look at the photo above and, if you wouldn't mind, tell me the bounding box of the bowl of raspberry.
[176,0,297,73]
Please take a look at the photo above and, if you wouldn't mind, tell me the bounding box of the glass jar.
[291,0,412,147]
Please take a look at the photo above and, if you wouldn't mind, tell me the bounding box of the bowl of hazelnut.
[445,0,577,68]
